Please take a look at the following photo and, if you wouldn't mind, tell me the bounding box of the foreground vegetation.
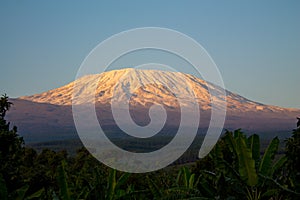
[1,95,299,199]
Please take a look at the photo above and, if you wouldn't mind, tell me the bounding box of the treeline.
[0,94,299,199]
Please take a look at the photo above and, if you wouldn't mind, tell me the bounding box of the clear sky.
[0,0,299,108]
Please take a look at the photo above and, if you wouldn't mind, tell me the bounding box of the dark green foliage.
[247,134,260,169]
[1,94,299,199]
[0,174,8,200]
[57,161,71,200]
[235,132,258,186]
[259,137,279,177]
[0,94,12,119]
[0,94,24,194]
[284,120,300,198]
[193,129,299,199]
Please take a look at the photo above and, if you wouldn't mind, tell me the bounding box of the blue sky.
[0,0,299,108]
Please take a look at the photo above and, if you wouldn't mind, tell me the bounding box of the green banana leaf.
[236,135,258,186]
[259,137,279,176]
[57,160,71,200]
[247,134,260,168]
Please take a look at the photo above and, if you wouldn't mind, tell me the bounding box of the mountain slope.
[19,68,295,113]
[6,68,299,142]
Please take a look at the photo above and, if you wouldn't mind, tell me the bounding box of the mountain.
[6,68,299,142]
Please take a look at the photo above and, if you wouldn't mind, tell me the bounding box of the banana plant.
[56,160,91,200]
[8,185,45,200]
[57,160,71,200]
[175,166,199,190]
[105,168,131,200]
[223,130,258,187]
[222,130,291,199]
[146,167,202,199]
[0,173,44,200]
[146,175,163,199]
